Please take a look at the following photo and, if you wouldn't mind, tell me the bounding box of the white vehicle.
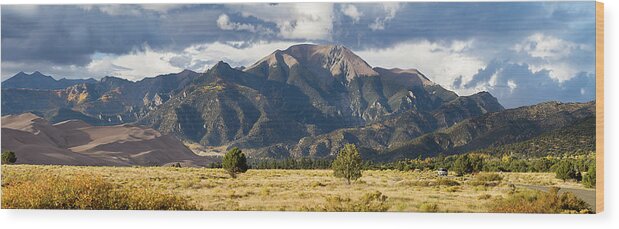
[437,168,448,176]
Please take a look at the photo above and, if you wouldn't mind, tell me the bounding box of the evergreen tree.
[555,161,578,182]
[222,147,248,178]
[331,144,363,184]
[453,154,473,176]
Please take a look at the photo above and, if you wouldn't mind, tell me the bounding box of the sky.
[1,2,596,108]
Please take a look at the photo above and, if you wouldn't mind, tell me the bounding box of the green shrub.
[331,144,362,184]
[582,163,596,188]
[453,154,473,176]
[1,151,17,164]
[555,161,581,182]
[222,147,248,178]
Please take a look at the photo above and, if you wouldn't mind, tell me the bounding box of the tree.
[583,163,596,188]
[453,154,473,176]
[532,158,554,172]
[222,147,248,178]
[470,154,484,173]
[332,144,362,184]
[1,151,16,164]
[555,161,579,182]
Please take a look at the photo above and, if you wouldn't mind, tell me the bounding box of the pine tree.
[555,161,578,182]
[222,147,248,178]
[453,154,473,176]
[331,144,363,184]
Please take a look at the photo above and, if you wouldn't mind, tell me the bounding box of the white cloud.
[507,80,518,93]
[513,33,586,60]
[369,3,401,31]
[78,4,183,16]
[513,33,591,82]
[81,41,301,80]
[87,47,182,81]
[216,14,274,34]
[355,39,485,95]
[2,41,305,81]
[226,3,334,40]
[340,4,363,23]
[139,4,185,13]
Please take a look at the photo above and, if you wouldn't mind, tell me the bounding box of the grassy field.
[0,165,591,212]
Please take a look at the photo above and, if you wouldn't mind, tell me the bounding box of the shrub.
[321,191,389,212]
[435,178,460,186]
[582,163,596,188]
[490,187,590,213]
[222,147,248,178]
[453,154,473,176]
[1,151,17,164]
[470,173,503,187]
[1,174,196,210]
[478,194,492,200]
[555,161,581,182]
[331,144,362,184]
[418,202,439,212]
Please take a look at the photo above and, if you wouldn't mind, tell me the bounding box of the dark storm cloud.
[456,61,595,108]
[1,4,279,65]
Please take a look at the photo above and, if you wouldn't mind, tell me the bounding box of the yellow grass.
[0,165,585,212]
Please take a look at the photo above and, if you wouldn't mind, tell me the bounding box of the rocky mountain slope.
[2,70,200,124]
[1,44,595,163]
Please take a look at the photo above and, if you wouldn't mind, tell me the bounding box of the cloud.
[1,2,597,108]
[1,41,305,81]
[355,39,485,92]
[86,46,183,81]
[512,33,593,82]
[455,61,594,108]
[369,3,401,31]
[216,14,274,34]
[226,3,334,40]
[340,4,363,23]
[78,4,185,16]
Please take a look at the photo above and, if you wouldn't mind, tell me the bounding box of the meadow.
[0,165,592,212]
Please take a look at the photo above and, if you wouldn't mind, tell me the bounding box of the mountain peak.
[282,44,378,81]
[247,44,378,81]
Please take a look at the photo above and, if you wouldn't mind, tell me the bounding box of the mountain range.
[1,44,595,164]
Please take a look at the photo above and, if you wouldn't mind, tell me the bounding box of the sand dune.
[1,113,211,166]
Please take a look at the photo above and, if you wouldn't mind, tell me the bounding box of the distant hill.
[1,113,212,166]
[383,101,595,160]
[474,116,595,157]
[2,71,96,90]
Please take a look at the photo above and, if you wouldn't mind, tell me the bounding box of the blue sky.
[1,2,596,108]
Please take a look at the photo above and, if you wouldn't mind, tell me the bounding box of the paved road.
[515,184,596,211]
